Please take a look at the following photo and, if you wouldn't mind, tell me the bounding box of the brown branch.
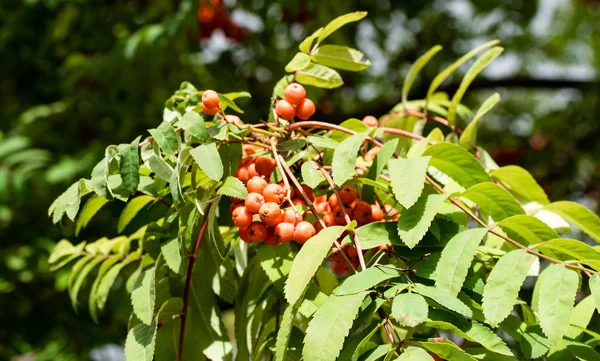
[178,205,212,361]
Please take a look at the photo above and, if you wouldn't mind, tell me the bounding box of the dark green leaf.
[119,138,141,196]
[75,195,109,236]
[118,195,155,233]
[334,267,401,296]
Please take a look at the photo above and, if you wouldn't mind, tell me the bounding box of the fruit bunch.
[230,145,318,246]
[275,83,316,121]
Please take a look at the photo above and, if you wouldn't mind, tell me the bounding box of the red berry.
[247,176,268,194]
[259,202,283,227]
[247,222,268,242]
[294,221,316,244]
[353,201,373,224]
[232,206,253,228]
[255,157,276,178]
[283,83,306,105]
[339,186,357,206]
[264,230,279,246]
[202,90,220,108]
[245,192,265,213]
[370,204,384,222]
[346,245,358,258]
[275,99,295,120]
[239,227,251,243]
[328,194,340,209]
[282,209,301,225]
[274,222,295,243]
[235,166,250,183]
[295,98,315,120]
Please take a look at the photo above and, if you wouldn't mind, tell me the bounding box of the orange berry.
[275,99,295,120]
[353,201,373,224]
[339,186,357,205]
[294,221,316,244]
[282,209,301,225]
[362,115,378,127]
[247,222,268,242]
[370,204,384,222]
[259,202,283,227]
[263,183,285,204]
[323,212,336,227]
[235,166,250,183]
[377,244,390,252]
[245,192,265,213]
[247,163,260,178]
[332,259,349,276]
[283,83,306,105]
[255,157,276,178]
[232,206,253,228]
[295,98,316,120]
[247,176,268,194]
[328,194,340,209]
[275,222,295,243]
[242,145,256,158]
[229,201,243,215]
[300,184,315,201]
[332,205,350,225]
[292,198,306,207]
[384,204,399,220]
[202,90,220,108]
[264,230,279,246]
[201,102,219,115]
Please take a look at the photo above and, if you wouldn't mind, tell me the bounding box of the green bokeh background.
[0,0,598,359]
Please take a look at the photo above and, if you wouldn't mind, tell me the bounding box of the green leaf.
[397,193,449,248]
[91,157,112,200]
[217,176,248,200]
[49,179,83,223]
[285,52,311,72]
[141,142,173,182]
[425,310,513,356]
[131,265,156,325]
[155,302,181,361]
[299,27,323,53]
[191,143,223,181]
[94,251,142,313]
[491,166,549,205]
[311,45,371,71]
[536,238,600,270]
[423,143,490,188]
[219,94,244,113]
[303,291,368,361]
[332,131,369,186]
[543,201,600,243]
[461,182,523,222]
[391,293,429,327]
[308,135,339,149]
[349,324,382,361]
[178,111,207,141]
[75,195,109,236]
[161,237,182,274]
[363,138,398,203]
[275,305,296,361]
[148,122,179,157]
[426,40,500,103]
[402,45,443,109]
[118,195,155,233]
[285,225,347,305]
[397,347,434,361]
[296,63,344,89]
[334,267,401,296]
[317,11,367,44]
[496,215,558,245]
[419,339,477,361]
[48,239,85,268]
[356,222,401,249]
[521,325,550,359]
[413,285,472,318]
[302,161,325,188]
[590,274,600,313]
[565,295,595,340]
[447,47,503,125]
[363,345,392,361]
[119,139,141,196]
[538,264,579,343]
[182,248,232,360]
[388,156,431,209]
[69,256,103,311]
[435,228,488,296]
[482,249,536,326]
[125,317,157,361]
[459,93,500,149]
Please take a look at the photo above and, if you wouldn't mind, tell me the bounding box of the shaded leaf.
[148,122,179,157]
[275,305,296,361]
[356,222,401,249]
[363,138,398,203]
[119,139,141,196]
[419,339,477,361]
[118,195,155,233]
[125,317,157,361]
[178,111,207,141]
[521,325,550,359]
[75,195,109,236]
[397,347,434,361]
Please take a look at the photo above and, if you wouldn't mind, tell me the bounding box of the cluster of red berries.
[311,187,397,275]
[275,83,316,121]
[201,90,221,115]
[230,145,318,245]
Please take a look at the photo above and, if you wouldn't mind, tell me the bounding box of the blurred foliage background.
[0,0,598,359]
